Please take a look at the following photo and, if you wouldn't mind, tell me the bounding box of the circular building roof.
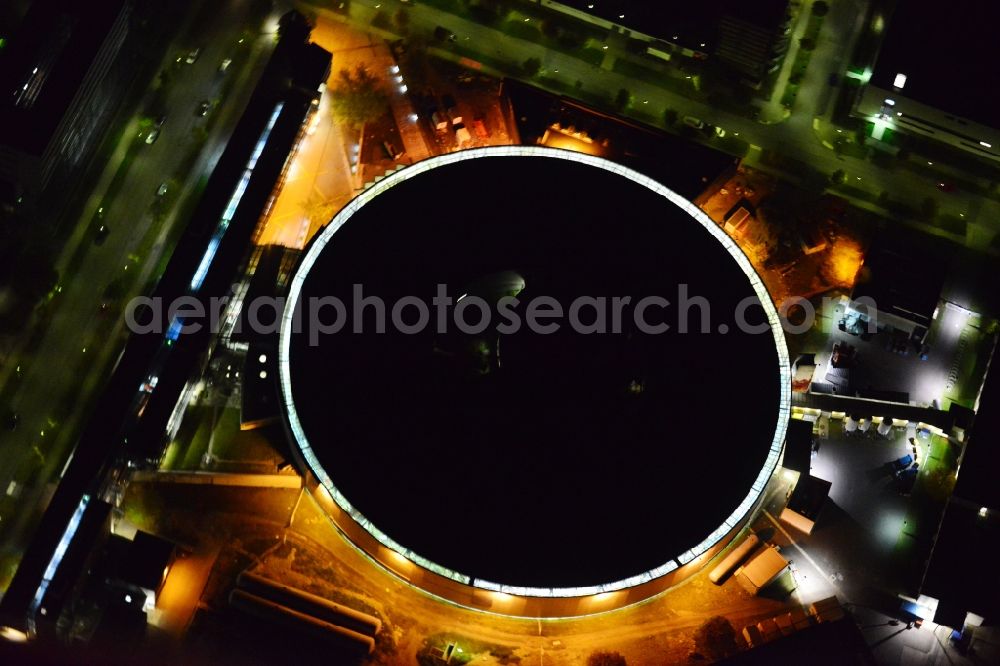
[279,148,789,598]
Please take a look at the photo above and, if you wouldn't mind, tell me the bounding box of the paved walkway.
[132,470,302,488]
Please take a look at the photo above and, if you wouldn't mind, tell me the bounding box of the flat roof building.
[539,0,793,86]
[855,0,1000,162]
[0,0,139,207]
[500,78,739,202]
[0,12,332,632]
[849,233,946,339]
[920,359,1000,624]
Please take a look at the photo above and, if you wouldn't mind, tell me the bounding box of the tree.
[464,0,509,24]
[694,616,740,661]
[393,8,410,32]
[663,107,678,126]
[540,18,559,40]
[557,29,584,49]
[329,65,389,129]
[587,651,626,666]
[10,243,57,303]
[920,196,939,219]
[830,169,847,185]
[433,25,455,43]
[399,38,431,93]
[306,193,339,229]
[788,72,803,85]
[799,36,816,52]
[821,238,863,286]
[371,9,390,30]
[522,57,542,77]
[614,88,633,111]
[277,10,312,43]
[812,1,830,17]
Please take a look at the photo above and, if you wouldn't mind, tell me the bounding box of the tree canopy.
[587,651,626,666]
[329,65,389,129]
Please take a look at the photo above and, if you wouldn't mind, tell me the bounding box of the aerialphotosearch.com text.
[125,283,879,345]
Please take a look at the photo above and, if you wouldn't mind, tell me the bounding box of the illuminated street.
[0,0,278,587]
[1,1,999,664]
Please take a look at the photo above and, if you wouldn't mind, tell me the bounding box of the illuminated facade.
[278,147,791,615]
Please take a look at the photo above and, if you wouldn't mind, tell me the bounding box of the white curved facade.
[278,146,791,599]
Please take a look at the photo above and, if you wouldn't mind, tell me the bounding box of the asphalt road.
[335,0,1000,251]
[125,478,797,664]
[0,0,278,570]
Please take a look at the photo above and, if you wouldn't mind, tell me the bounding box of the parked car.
[197,100,211,117]
[185,47,201,64]
[156,182,168,197]
[92,207,109,245]
[472,118,489,139]
[381,141,403,160]
[95,223,110,245]
[454,122,471,146]
[219,57,232,73]
[145,115,166,144]
[683,115,705,130]
[891,453,914,473]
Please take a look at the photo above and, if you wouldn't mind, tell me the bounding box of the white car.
[185,48,201,64]
[156,182,168,197]
[682,115,705,130]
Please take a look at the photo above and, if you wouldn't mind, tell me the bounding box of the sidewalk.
[758,1,813,124]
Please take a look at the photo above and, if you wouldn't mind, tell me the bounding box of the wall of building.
[857,85,1000,164]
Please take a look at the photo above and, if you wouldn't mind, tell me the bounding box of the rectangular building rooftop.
[870,0,1000,129]
[0,0,126,156]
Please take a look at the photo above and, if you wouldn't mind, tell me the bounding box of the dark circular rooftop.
[280,149,787,593]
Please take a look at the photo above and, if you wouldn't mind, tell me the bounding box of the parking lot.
[809,298,995,409]
[764,413,956,606]
[746,414,975,663]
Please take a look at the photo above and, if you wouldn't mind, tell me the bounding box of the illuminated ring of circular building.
[278,146,791,617]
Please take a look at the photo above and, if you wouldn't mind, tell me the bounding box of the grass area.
[714,134,751,158]
[449,41,514,75]
[182,407,215,470]
[935,214,968,237]
[204,407,242,459]
[780,85,799,108]
[414,0,462,13]
[576,45,606,67]
[836,140,867,160]
[164,404,276,470]
[501,19,540,42]
[893,435,959,587]
[61,134,145,284]
[162,403,214,471]
[781,13,825,107]
[611,57,700,98]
